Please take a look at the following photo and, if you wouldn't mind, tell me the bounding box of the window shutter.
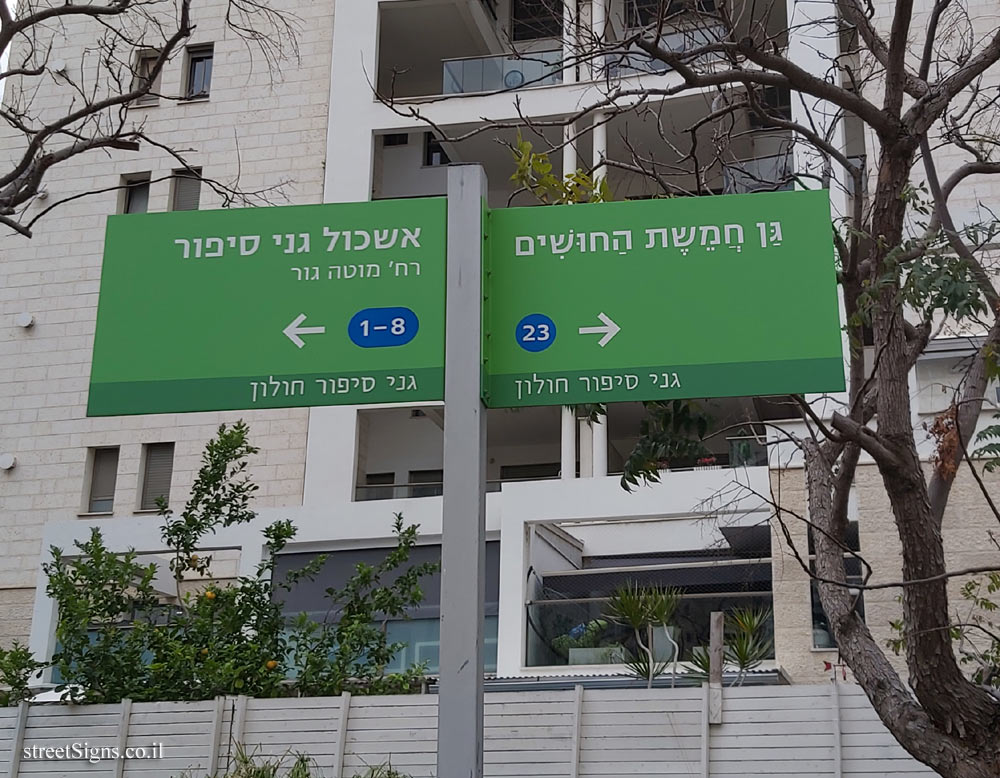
[141,443,175,510]
[172,172,202,211]
[89,448,119,512]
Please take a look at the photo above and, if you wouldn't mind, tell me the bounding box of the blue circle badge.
[515,313,556,352]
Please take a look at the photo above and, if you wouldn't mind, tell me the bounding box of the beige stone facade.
[0,0,333,646]
[771,463,1000,683]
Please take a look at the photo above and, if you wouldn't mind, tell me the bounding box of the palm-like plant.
[605,583,681,688]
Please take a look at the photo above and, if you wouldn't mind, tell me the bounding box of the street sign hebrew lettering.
[484,189,845,407]
[88,198,446,415]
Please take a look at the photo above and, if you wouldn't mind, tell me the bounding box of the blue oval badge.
[348,307,419,348]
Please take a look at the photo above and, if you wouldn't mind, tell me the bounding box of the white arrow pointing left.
[283,313,326,348]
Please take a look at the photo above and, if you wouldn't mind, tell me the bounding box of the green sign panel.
[484,189,844,407]
[88,198,446,416]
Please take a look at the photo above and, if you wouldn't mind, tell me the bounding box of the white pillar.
[786,0,850,417]
[592,113,608,183]
[578,419,594,478]
[562,0,577,85]
[563,123,578,179]
[561,406,577,479]
[592,413,608,477]
[589,0,607,81]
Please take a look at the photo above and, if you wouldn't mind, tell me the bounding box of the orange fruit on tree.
[265,660,278,670]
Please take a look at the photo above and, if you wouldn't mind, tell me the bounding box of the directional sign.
[88,198,446,415]
[484,189,845,407]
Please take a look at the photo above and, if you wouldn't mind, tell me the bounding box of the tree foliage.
[41,423,437,704]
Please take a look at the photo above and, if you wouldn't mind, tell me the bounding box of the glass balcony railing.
[443,50,562,95]
[355,474,560,501]
[526,593,774,668]
[605,25,726,78]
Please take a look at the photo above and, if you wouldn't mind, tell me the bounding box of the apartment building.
[1,0,998,689]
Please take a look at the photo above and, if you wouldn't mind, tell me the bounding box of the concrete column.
[786,0,849,416]
[592,412,608,477]
[578,418,594,478]
[562,0,578,85]
[564,123,578,179]
[592,112,608,183]
[561,406,577,479]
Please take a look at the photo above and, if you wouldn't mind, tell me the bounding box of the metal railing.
[355,473,561,501]
[442,49,562,95]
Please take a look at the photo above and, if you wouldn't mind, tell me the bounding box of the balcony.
[605,25,727,78]
[524,517,775,670]
[443,50,562,95]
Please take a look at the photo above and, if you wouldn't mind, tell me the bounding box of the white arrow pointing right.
[578,312,621,347]
[283,313,326,349]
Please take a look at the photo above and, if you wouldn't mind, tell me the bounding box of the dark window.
[499,462,560,481]
[185,45,214,99]
[749,85,792,127]
[273,542,501,673]
[88,447,119,513]
[626,0,716,27]
[511,0,562,41]
[423,133,450,167]
[140,443,175,510]
[382,133,409,147]
[408,468,443,498]
[131,51,161,105]
[121,175,150,214]
[171,168,202,211]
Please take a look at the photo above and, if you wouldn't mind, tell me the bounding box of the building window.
[626,0,716,27]
[274,541,501,674]
[184,45,214,99]
[121,174,150,214]
[511,0,562,41]
[499,462,560,481]
[382,133,409,147]
[357,472,395,502]
[748,85,793,128]
[423,133,450,167]
[809,521,865,648]
[408,468,443,498]
[131,50,162,105]
[139,443,175,511]
[87,447,120,513]
[171,168,202,211]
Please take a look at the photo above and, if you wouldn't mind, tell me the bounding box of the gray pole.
[438,163,488,778]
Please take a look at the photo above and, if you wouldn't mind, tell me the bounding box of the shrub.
[44,422,437,703]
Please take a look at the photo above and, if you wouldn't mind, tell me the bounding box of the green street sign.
[88,198,446,416]
[484,189,844,407]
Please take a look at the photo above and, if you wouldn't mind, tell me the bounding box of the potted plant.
[551,619,625,665]
[605,582,682,688]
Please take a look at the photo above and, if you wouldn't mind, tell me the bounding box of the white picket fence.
[0,684,935,778]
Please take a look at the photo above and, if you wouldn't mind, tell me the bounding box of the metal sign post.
[437,164,488,778]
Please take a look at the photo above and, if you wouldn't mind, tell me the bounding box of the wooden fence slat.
[333,691,351,778]
[111,699,131,778]
[4,702,29,778]
[568,685,583,778]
